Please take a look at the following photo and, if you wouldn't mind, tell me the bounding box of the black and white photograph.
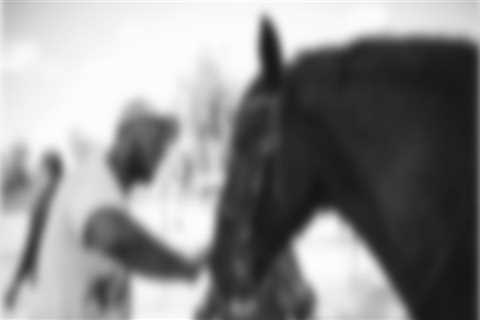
[0,1,478,319]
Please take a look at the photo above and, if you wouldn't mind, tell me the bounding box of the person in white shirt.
[4,103,203,319]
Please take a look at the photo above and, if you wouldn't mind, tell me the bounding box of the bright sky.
[1,1,478,163]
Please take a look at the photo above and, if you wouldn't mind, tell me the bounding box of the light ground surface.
[0,192,410,320]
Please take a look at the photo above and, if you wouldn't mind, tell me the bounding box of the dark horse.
[211,17,476,320]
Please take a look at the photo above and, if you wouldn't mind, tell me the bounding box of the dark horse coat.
[212,17,476,320]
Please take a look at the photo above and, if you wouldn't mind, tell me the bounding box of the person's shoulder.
[72,147,110,182]
[63,150,124,210]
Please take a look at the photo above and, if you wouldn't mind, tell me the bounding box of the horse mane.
[289,37,476,93]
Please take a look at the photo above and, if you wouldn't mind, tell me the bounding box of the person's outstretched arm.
[83,206,203,280]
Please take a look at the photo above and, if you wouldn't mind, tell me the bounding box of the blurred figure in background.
[3,101,204,319]
[1,143,32,210]
[4,150,64,309]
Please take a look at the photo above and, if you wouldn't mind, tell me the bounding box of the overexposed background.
[1,1,478,319]
[2,1,477,162]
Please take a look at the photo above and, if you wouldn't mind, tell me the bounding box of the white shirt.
[22,149,130,319]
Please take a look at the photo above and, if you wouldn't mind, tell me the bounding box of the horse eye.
[251,166,263,193]
[259,136,277,156]
[233,256,246,278]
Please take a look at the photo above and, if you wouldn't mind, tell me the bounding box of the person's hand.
[195,249,211,268]
[3,282,19,311]
[185,250,210,281]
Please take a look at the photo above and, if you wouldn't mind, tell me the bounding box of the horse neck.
[295,113,432,313]
[335,186,475,319]
[335,191,416,295]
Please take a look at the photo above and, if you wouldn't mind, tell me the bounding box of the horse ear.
[259,16,283,88]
